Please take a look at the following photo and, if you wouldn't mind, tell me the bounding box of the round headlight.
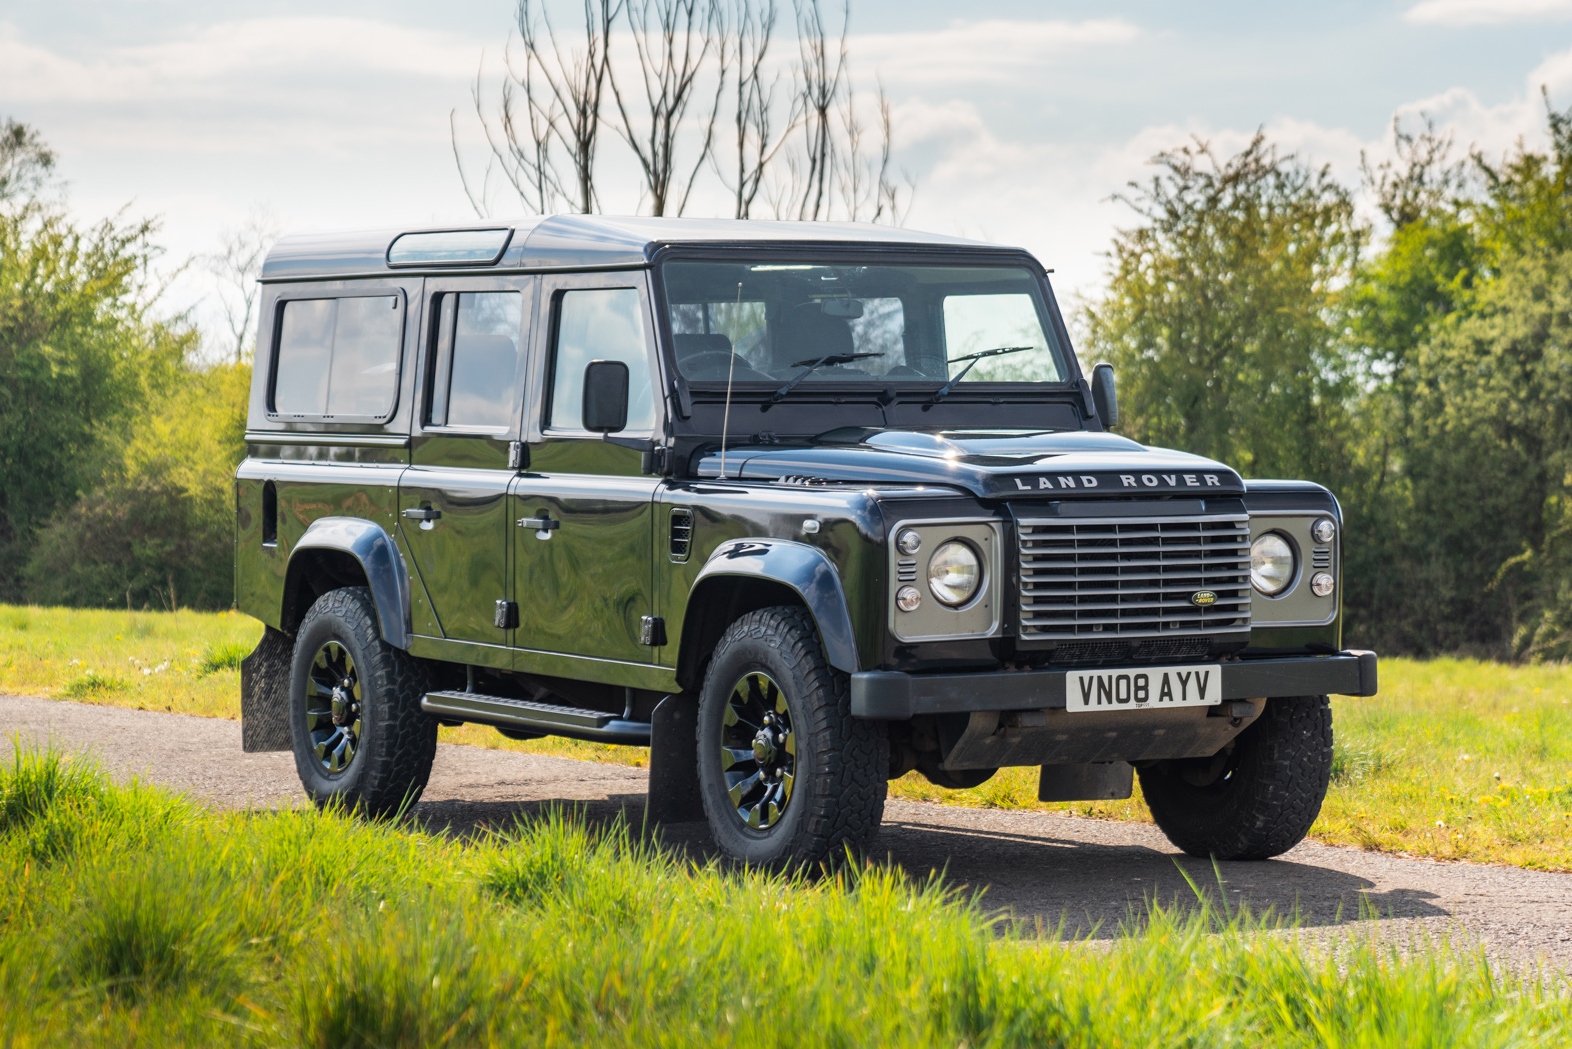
[896,529,922,555]
[1250,533,1296,595]
[1311,518,1336,544]
[927,540,981,607]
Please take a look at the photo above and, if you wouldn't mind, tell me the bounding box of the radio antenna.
[717,281,742,479]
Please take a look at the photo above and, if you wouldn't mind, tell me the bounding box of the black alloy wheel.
[288,587,437,817]
[696,606,887,868]
[303,641,362,774]
[719,671,797,829]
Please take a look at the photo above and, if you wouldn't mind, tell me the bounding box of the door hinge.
[508,441,528,470]
[639,615,667,646]
[494,600,519,630]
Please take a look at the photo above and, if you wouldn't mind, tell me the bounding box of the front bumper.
[850,650,1378,720]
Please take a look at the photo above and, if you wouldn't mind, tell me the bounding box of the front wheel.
[696,606,887,868]
[1138,695,1333,860]
[288,587,437,818]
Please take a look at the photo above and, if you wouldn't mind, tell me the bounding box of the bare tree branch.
[715,0,797,217]
[609,0,722,216]
[791,0,847,221]
[203,207,280,364]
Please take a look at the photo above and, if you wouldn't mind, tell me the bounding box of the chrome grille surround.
[1017,513,1251,640]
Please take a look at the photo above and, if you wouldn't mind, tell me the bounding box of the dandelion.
[1459,753,1472,762]
[1435,819,1446,828]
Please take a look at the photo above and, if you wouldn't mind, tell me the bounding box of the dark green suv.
[236,216,1376,865]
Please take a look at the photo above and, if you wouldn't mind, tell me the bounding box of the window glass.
[941,293,1057,382]
[327,296,403,416]
[661,261,1065,386]
[549,288,655,431]
[273,295,403,418]
[274,299,335,415]
[442,292,524,431]
[388,228,511,266]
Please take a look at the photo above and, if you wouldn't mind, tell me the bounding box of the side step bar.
[421,690,652,746]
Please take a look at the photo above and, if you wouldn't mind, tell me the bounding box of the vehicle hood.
[693,429,1244,498]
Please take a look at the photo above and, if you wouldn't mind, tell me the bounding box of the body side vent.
[669,507,694,563]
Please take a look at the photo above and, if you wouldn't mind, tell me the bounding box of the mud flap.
[646,694,705,824]
[240,626,294,752]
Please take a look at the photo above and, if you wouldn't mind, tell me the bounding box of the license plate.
[1066,664,1222,712]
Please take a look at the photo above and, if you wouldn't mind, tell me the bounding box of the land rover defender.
[236,216,1376,866]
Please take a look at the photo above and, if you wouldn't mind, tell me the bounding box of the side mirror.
[582,359,630,434]
[1091,362,1118,430]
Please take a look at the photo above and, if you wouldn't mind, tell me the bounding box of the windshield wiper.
[770,352,885,402]
[929,345,1037,403]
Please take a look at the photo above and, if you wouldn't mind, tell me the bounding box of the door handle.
[402,507,441,521]
[517,515,559,531]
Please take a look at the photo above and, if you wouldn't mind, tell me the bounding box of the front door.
[399,277,535,645]
[510,276,663,667]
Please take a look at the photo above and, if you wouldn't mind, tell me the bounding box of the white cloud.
[852,19,1139,85]
[1405,0,1572,26]
[0,18,480,104]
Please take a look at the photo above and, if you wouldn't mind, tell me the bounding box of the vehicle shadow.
[408,794,1448,941]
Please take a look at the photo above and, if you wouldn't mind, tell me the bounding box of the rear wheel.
[696,606,887,868]
[1138,695,1333,860]
[288,587,437,817]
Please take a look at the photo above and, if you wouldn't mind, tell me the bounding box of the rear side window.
[272,295,403,418]
[425,291,526,432]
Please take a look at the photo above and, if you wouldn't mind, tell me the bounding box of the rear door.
[399,276,536,645]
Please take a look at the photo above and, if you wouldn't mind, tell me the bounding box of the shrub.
[294,903,515,1049]
[0,741,103,832]
[481,808,647,925]
[59,841,247,1000]
[61,670,129,697]
[198,640,249,675]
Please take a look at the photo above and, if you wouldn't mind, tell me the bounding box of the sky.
[5,0,1572,348]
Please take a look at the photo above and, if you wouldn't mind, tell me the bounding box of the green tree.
[0,121,196,599]
[24,362,250,611]
[1083,133,1367,490]
[0,208,192,597]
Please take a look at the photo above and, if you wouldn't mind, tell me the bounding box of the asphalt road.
[6,693,1571,969]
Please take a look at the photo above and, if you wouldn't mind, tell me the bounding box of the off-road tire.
[289,587,437,818]
[1138,695,1333,861]
[696,606,888,868]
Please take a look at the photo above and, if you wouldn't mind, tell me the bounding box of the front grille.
[1017,514,1251,640]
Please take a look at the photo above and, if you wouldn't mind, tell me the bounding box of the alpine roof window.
[272,294,403,419]
[387,229,512,267]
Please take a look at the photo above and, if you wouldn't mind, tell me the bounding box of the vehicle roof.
[259,215,1024,282]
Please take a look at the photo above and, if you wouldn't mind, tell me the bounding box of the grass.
[4,604,1571,869]
[0,742,1567,1048]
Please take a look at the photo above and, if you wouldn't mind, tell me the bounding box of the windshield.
[661,260,1068,388]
